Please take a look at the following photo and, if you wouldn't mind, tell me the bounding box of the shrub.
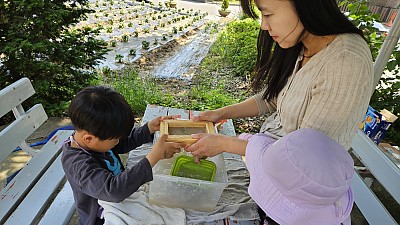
[102,69,173,115]
[210,18,259,77]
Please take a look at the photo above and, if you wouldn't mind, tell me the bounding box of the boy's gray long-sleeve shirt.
[61,124,153,225]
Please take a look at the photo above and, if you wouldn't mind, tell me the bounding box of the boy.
[61,85,183,225]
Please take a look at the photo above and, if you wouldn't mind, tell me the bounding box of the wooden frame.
[160,120,215,145]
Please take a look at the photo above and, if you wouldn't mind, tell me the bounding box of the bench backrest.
[351,130,400,225]
[0,78,59,223]
[0,77,48,161]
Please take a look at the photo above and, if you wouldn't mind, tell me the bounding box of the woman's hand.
[147,115,181,134]
[191,110,223,123]
[186,133,248,160]
[185,133,226,158]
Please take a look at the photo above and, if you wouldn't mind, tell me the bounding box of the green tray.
[170,155,216,181]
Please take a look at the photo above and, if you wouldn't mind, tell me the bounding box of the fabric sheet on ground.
[98,143,259,224]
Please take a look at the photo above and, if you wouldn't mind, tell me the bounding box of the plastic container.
[170,155,216,181]
[149,151,228,211]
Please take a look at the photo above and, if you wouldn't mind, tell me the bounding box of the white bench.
[351,130,400,224]
[0,77,75,225]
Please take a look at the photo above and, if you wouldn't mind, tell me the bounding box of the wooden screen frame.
[160,120,215,145]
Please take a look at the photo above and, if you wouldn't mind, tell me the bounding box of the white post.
[373,9,400,88]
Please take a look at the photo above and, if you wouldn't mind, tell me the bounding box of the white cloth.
[99,187,186,225]
[124,144,259,224]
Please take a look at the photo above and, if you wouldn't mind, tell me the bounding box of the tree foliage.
[0,0,109,115]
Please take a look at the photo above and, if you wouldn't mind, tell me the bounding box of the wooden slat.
[163,120,210,127]
[205,122,216,134]
[0,77,35,118]
[0,130,73,224]
[38,182,75,225]
[166,135,196,144]
[0,104,47,163]
[4,155,66,225]
[352,172,397,225]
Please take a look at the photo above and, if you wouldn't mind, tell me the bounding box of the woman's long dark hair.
[241,0,365,101]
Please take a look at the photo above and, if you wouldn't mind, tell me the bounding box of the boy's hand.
[147,115,181,134]
[146,134,183,166]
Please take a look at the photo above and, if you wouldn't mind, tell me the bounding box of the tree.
[0,0,109,115]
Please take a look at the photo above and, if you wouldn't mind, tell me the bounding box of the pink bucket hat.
[243,128,354,225]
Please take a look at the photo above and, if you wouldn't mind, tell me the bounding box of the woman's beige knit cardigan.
[254,33,374,150]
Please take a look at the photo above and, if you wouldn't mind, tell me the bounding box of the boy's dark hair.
[240,0,365,101]
[68,85,134,140]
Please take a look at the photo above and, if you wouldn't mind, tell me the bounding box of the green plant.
[121,34,129,42]
[221,0,229,11]
[115,54,123,63]
[210,18,259,77]
[110,40,117,47]
[102,67,112,76]
[185,83,242,111]
[102,69,173,115]
[142,40,150,50]
[129,49,137,56]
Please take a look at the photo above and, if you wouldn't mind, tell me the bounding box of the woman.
[186,0,373,157]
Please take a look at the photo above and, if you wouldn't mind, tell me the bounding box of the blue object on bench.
[13,125,74,152]
[7,125,75,186]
